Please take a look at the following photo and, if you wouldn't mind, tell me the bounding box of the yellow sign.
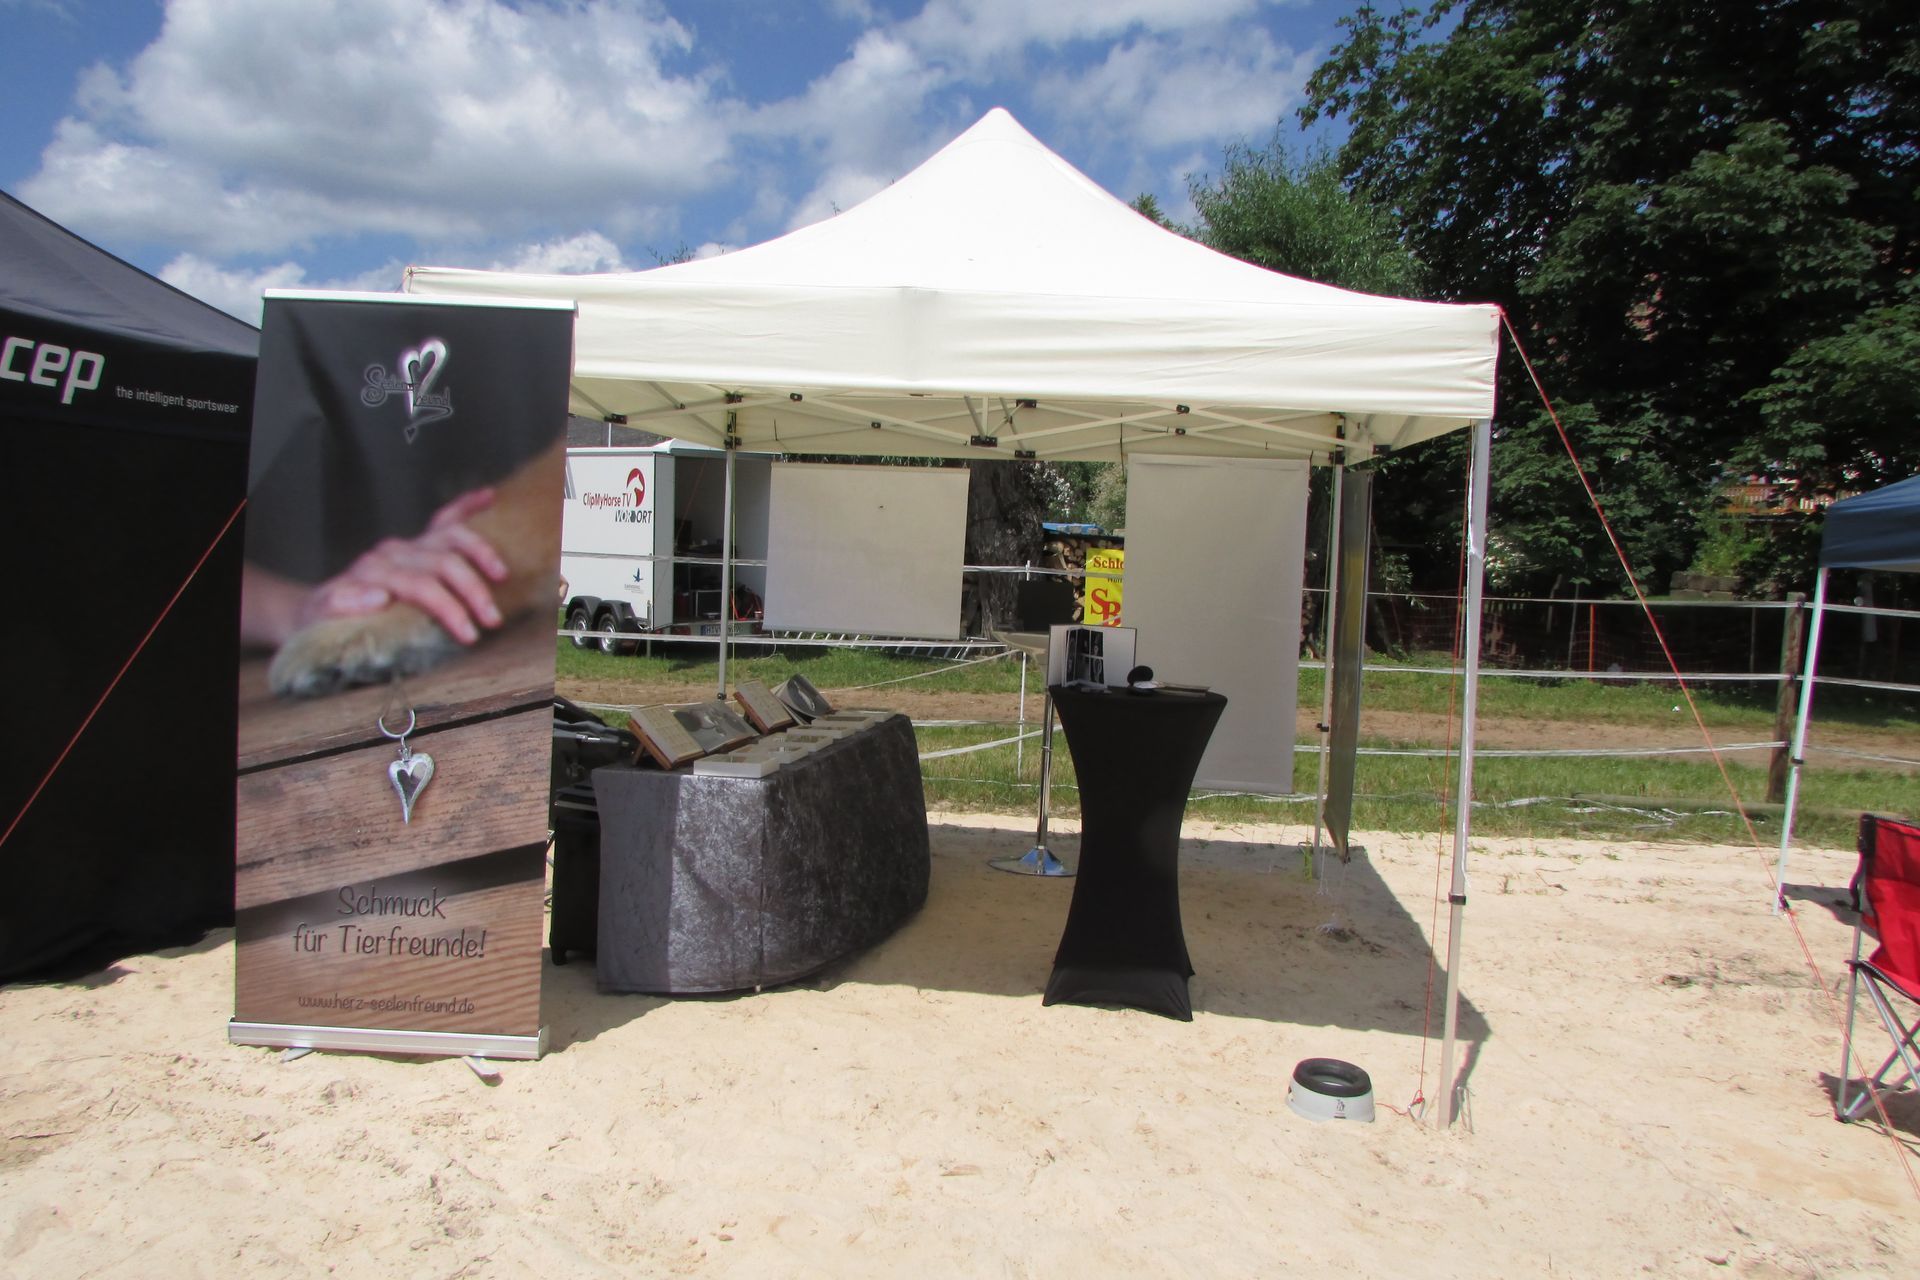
[1084,547,1124,626]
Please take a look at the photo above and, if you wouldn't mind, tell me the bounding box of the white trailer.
[560,442,772,652]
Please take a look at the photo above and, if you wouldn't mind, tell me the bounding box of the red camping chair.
[1837,813,1920,1122]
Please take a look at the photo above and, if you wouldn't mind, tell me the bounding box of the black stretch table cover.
[1044,684,1227,1020]
[591,715,930,994]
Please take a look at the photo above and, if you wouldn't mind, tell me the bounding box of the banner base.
[229,1020,548,1061]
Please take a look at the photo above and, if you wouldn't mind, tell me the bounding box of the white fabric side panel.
[764,463,968,639]
[1122,456,1306,793]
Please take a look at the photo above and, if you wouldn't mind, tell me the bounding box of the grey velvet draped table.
[587,713,930,994]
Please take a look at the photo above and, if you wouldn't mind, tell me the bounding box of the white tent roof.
[405,108,1498,462]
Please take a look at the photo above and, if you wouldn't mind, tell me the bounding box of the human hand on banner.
[244,437,564,698]
[241,487,510,651]
[294,487,509,645]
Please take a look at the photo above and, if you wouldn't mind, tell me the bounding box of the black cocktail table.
[1042,683,1227,1020]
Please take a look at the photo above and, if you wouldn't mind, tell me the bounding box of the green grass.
[555,637,1023,695]
[556,639,1915,849]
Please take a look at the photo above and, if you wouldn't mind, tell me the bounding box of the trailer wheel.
[595,607,637,657]
[566,602,595,650]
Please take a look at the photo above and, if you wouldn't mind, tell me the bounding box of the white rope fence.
[841,648,1015,690]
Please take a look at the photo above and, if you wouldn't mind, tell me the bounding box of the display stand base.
[230,1021,548,1061]
[990,845,1074,877]
[1293,841,1368,864]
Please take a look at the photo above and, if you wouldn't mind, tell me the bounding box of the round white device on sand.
[1287,1057,1375,1122]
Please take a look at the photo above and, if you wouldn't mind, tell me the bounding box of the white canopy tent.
[406,109,1493,462]
[406,108,1501,1122]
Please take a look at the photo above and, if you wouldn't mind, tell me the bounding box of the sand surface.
[4,814,1916,1278]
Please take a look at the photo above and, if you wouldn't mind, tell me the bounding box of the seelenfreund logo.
[361,337,454,441]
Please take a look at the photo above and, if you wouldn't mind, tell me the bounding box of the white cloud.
[157,253,403,324]
[901,0,1270,70]
[488,231,630,274]
[783,162,896,232]
[22,0,735,256]
[758,0,1313,230]
[1033,25,1312,150]
[160,228,631,322]
[16,0,1329,288]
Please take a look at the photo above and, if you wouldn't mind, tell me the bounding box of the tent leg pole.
[718,422,737,698]
[1310,464,1344,875]
[1773,567,1829,912]
[1436,416,1491,1129]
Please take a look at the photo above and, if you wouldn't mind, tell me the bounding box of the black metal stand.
[990,688,1072,877]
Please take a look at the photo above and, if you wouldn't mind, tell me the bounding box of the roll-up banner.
[231,291,575,1060]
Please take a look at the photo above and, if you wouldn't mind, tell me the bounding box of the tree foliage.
[1188,136,1426,297]
[1302,0,1920,595]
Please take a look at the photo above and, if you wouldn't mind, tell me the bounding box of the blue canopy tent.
[1773,474,1920,903]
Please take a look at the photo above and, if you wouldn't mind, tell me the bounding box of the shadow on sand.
[1816,1070,1920,1144]
[543,818,1491,1095]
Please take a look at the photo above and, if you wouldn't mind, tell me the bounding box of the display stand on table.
[1041,682,1226,1021]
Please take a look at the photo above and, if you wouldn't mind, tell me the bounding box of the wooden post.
[1767,593,1808,803]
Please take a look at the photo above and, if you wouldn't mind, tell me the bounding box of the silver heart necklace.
[378,708,435,824]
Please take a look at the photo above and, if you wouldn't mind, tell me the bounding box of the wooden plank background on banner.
[233,613,555,1042]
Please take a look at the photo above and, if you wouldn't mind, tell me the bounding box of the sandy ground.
[4,813,1917,1278]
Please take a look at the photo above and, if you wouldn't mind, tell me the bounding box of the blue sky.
[3,0,1358,322]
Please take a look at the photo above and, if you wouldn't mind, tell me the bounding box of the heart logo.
[401,339,445,416]
[388,751,435,824]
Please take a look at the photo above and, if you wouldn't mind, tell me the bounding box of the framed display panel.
[630,704,707,768]
[1047,624,1136,688]
[734,680,796,732]
[673,700,758,755]
[774,674,835,721]
[691,753,780,778]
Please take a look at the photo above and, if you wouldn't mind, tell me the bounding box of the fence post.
[1767,592,1808,803]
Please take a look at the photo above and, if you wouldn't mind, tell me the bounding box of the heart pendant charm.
[388,750,435,824]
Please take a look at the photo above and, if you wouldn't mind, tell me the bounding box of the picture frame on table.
[672,700,759,755]
[630,704,708,769]
[1047,624,1137,688]
[734,680,797,733]
[773,674,836,722]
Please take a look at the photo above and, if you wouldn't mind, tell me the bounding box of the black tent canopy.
[1,190,258,979]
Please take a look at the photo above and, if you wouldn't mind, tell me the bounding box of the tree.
[1302,0,1920,595]
[1189,135,1425,297]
